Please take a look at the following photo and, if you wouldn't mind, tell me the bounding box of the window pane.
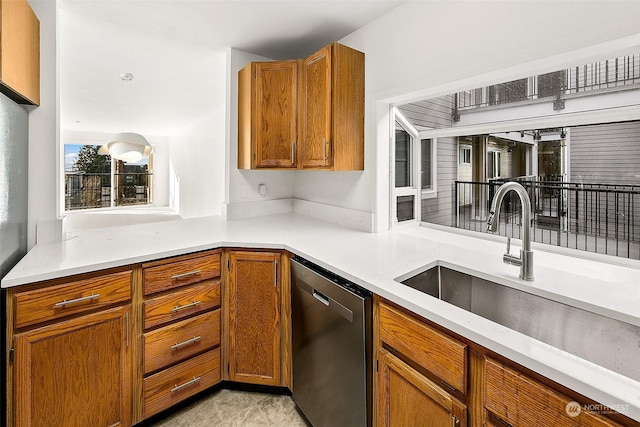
[487,151,501,179]
[64,144,112,210]
[460,147,471,164]
[395,127,411,187]
[396,195,415,222]
[421,139,432,190]
[114,158,152,207]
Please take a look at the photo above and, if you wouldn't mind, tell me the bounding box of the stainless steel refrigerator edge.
[291,257,372,427]
[1,91,29,421]
[0,92,28,279]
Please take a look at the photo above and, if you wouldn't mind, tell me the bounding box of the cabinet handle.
[451,415,459,427]
[274,260,278,288]
[323,138,327,164]
[171,300,202,313]
[291,141,296,164]
[171,335,201,350]
[53,293,101,307]
[171,270,202,280]
[125,312,130,347]
[170,376,201,393]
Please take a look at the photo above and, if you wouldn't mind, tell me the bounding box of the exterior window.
[392,109,438,226]
[487,151,501,179]
[459,147,471,164]
[64,144,153,211]
[421,139,432,191]
[395,125,411,188]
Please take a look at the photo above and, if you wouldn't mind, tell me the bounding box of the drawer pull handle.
[171,335,201,350]
[171,301,202,313]
[54,293,101,308]
[170,376,201,393]
[171,270,202,280]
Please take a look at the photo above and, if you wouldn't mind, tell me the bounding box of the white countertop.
[3,213,640,421]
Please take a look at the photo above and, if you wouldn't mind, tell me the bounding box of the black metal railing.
[455,54,640,109]
[455,178,640,259]
[65,172,152,210]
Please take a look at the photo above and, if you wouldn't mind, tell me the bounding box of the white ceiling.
[59,0,404,136]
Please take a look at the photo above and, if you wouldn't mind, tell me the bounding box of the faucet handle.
[506,237,511,254]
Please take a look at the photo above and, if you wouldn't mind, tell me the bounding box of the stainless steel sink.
[398,265,640,382]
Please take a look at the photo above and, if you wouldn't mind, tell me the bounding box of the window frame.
[391,109,438,226]
[62,142,153,213]
[459,146,472,165]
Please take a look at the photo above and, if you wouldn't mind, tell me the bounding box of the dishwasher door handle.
[313,290,330,306]
[297,281,354,323]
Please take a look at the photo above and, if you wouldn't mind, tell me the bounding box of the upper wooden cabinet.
[0,0,40,105]
[238,60,299,169]
[300,42,364,170]
[238,42,364,171]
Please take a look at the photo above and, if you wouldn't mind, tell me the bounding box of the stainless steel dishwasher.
[290,256,372,427]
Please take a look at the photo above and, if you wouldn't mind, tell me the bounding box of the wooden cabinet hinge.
[9,346,14,363]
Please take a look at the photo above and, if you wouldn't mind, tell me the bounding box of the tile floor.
[150,389,311,427]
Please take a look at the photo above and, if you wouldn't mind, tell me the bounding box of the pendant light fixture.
[99,72,152,162]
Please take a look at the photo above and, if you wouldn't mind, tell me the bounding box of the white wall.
[312,0,640,231]
[169,107,226,218]
[224,48,295,217]
[27,0,58,248]
[58,5,228,223]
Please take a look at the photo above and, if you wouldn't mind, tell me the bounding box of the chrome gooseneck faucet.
[486,182,534,281]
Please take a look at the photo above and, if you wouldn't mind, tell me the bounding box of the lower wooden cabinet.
[13,305,132,427]
[143,348,221,419]
[483,357,623,427]
[227,250,283,386]
[377,348,467,427]
[374,297,634,427]
[141,250,222,419]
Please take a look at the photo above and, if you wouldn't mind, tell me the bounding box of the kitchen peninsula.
[3,212,639,426]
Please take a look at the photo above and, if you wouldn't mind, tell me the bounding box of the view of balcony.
[454,53,640,112]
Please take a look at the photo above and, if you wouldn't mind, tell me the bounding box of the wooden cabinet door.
[13,305,132,427]
[0,0,40,105]
[254,61,298,168]
[483,357,623,427]
[228,251,281,385]
[301,45,332,169]
[377,348,467,427]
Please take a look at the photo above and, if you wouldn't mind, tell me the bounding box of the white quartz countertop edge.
[3,213,640,421]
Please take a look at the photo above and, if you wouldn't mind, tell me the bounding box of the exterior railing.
[65,172,152,210]
[455,53,640,109]
[455,178,640,259]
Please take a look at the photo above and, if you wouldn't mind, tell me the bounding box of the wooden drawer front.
[14,270,132,329]
[143,348,220,419]
[144,280,221,330]
[144,309,220,374]
[378,300,467,392]
[484,357,622,427]
[143,252,221,295]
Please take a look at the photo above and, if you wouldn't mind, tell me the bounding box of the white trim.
[293,199,374,232]
[222,198,293,219]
